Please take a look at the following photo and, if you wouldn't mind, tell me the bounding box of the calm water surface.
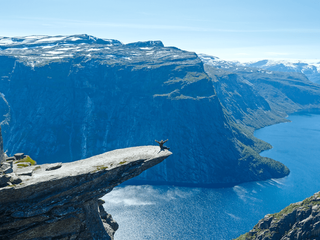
[103,110,320,240]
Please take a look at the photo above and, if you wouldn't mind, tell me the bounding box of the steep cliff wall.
[0,146,171,240]
[0,35,289,186]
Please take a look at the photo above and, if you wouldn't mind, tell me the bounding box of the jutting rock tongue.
[0,146,172,240]
[0,126,4,164]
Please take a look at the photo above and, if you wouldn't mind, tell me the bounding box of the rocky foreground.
[236,191,320,240]
[0,146,171,240]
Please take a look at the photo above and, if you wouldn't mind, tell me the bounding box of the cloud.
[102,185,156,206]
[265,52,290,56]
[234,52,251,56]
[102,185,198,207]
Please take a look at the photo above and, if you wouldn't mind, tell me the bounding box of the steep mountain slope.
[200,54,320,131]
[0,35,288,186]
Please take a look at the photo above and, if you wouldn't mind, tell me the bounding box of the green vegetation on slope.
[236,192,320,240]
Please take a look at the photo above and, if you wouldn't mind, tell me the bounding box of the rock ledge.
[0,146,171,240]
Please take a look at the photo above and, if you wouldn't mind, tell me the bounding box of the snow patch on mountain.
[0,39,14,45]
[35,36,67,43]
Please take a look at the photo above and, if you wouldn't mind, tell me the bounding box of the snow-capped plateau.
[0,34,168,68]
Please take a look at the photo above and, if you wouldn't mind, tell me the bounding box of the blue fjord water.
[103,110,320,240]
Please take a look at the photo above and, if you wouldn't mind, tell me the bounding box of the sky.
[1,0,320,62]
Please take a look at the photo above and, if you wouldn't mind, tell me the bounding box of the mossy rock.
[17,163,30,168]
[96,165,108,171]
[16,156,36,165]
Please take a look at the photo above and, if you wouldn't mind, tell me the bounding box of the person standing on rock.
[155,139,170,150]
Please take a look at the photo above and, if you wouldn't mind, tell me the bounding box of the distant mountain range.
[1,34,319,187]
[200,54,320,84]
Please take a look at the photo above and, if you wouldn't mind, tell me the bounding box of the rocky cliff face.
[0,146,171,240]
[236,191,320,240]
[0,35,289,186]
